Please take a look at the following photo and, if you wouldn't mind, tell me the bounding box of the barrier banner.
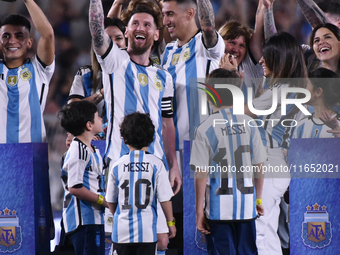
[0,143,51,254]
[289,138,340,254]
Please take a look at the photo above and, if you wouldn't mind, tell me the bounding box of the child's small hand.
[168,225,176,239]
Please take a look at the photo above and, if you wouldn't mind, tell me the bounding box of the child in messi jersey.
[106,112,176,255]
[59,101,108,255]
[191,69,266,255]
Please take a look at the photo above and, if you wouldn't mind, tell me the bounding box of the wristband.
[167,218,176,227]
[97,195,104,205]
[256,199,262,205]
[96,89,103,99]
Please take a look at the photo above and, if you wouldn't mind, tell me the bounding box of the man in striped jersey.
[106,112,176,255]
[191,69,266,255]
[89,0,181,253]
[161,0,225,152]
[59,101,108,255]
[0,0,55,143]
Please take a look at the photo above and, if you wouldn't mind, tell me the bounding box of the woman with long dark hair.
[245,32,308,255]
[310,23,340,75]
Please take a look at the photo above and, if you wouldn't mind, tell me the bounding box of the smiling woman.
[310,23,340,76]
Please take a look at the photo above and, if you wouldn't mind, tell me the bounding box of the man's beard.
[130,37,154,55]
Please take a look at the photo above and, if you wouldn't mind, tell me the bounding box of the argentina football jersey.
[161,32,225,150]
[62,138,105,233]
[190,108,266,221]
[106,150,173,243]
[292,113,340,138]
[0,56,54,143]
[96,42,174,165]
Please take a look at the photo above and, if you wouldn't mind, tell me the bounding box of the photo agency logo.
[198,78,312,128]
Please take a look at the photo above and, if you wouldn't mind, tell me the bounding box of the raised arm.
[107,0,126,19]
[89,0,111,56]
[263,0,277,39]
[296,0,329,28]
[197,0,218,49]
[24,0,54,66]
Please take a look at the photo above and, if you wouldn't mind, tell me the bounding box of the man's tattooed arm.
[89,0,111,56]
[198,0,218,48]
[296,0,329,29]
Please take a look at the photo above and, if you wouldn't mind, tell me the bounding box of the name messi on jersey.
[124,162,150,172]
[220,124,246,136]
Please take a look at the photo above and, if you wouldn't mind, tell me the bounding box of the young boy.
[59,101,108,255]
[191,69,266,255]
[106,112,176,255]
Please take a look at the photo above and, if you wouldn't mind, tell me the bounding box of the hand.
[262,0,275,9]
[256,204,265,217]
[320,111,339,130]
[169,165,182,195]
[168,225,176,239]
[196,213,210,235]
[219,53,238,71]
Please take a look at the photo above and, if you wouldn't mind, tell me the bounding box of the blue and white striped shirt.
[0,56,54,143]
[190,108,266,221]
[161,32,225,150]
[106,150,173,243]
[62,138,105,233]
[96,42,174,164]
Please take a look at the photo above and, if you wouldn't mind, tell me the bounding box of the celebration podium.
[0,143,51,254]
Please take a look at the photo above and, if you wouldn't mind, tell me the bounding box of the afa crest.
[138,73,148,87]
[172,54,180,66]
[0,208,22,253]
[20,68,32,81]
[154,75,163,92]
[302,203,332,249]
[182,47,191,62]
[6,76,17,87]
[150,55,160,65]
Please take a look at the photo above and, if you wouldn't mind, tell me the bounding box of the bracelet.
[96,89,103,99]
[256,199,262,205]
[97,195,104,205]
[167,218,176,227]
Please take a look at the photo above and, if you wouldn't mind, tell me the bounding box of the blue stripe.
[80,200,95,225]
[137,151,144,242]
[6,68,20,143]
[161,46,173,66]
[83,160,92,190]
[187,38,199,143]
[121,63,136,157]
[65,196,77,232]
[231,111,246,219]
[155,69,168,169]
[167,48,180,150]
[297,123,305,138]
[82,71,93,98]
[205,126,220,219]
[129,151,135,242]
[221,110,237,220]
[112,165,119,242]
[27,63,42,142]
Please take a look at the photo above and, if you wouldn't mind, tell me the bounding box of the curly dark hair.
[121,0,163,30]
[59,101,97,136]
[120,112,155,150]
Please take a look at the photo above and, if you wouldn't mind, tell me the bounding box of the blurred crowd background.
[0,0,329,211]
